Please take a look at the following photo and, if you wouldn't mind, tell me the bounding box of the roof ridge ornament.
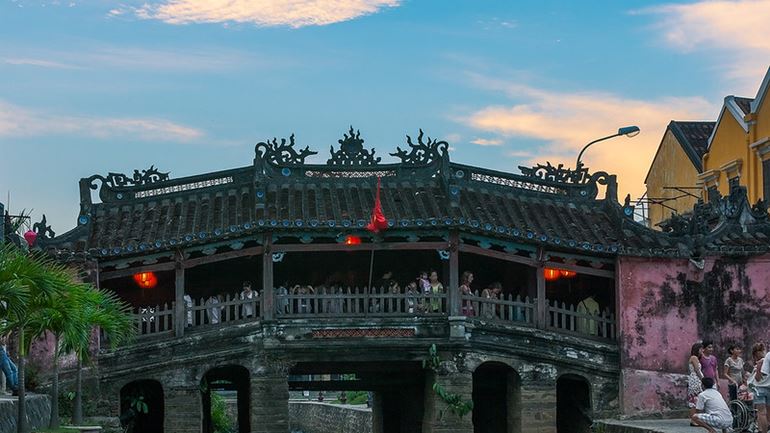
[518,162,589,184]
[255,134,318,165]
[328,126,381,166]
[88,165,170,189]
[390,129,448,165]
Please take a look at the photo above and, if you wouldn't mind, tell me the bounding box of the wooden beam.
[183,246,264,269]
[542,260,615,279]
[100,262,176,281]
[448,231,460,317]
[458,244,615,279]
[458,244,538,267]
[174,251,185,338]
[536,247,546,330]
[261,233,274,321]
[272,241,449,253]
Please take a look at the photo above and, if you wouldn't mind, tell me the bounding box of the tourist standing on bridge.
[701,341,721,389]
[749,342,770,433]
[428,270,443,312]
[688,342,705,419]
[205,294,222,325]
[460,271,475,316]
[691,377,733,433]
[724,345,745,401]
[481,282,502,319]
[240,281,256,318]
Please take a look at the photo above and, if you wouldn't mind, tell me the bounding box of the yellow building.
[700,67,770,205]
[645,121,714,228]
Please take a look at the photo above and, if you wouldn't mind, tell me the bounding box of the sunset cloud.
[460,75,714,199]
[471,138,503,146]
[0,100,204,142]
[641,0,770,94]
[134,0,400,28]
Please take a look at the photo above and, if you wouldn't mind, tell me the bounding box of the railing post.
[448,231,460,317]
[174,251,185,338]
[535,248,546,329]
[261,233,275,321]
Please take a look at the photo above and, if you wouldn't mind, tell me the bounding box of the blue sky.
[2,0,769,234]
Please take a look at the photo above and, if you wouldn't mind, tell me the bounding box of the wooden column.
[447,231,460,317]
[261,233,275,321]
[174,251,186,338]
[535,247,546,329]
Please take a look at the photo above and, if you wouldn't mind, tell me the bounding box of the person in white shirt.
[205,295,222,325]
[691,377,733,433]
[240,281,255,318]
[183,294,193,327]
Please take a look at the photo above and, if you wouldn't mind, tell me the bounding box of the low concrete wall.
[0,395,52,433]
[289,401,372,433]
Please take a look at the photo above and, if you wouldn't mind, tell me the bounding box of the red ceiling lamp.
[543,268,561,281]
[133,272,158,289]
[344,235,362,246]
[560,269,577,278]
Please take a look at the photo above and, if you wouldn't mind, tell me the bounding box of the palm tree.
[32,281,91,429]
[67,287,134,425]
[0,244,71,433]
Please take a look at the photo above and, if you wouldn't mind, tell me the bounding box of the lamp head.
[618,125,640,137]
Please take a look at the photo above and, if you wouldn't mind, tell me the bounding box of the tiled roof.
[40,128,770,260]
[733,97,754,115]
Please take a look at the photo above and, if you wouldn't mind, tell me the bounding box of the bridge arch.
[556,373,592,433]
[472,361,521,433]
[119,379,164,433]
[201,364,251,433]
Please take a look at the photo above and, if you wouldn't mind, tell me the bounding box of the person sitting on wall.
[691,377,733,433]
[0,338,18,396]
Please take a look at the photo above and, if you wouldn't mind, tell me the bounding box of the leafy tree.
[67,287,134,425]
[0,244,71,433]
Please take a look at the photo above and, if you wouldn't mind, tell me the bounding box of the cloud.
[471,138,503,146]
[459,75,714,199]
[0,46,259,72]
[0,100,204,142]
[2,57,81,69]
[133,0,400,28]
[641,0,770,94]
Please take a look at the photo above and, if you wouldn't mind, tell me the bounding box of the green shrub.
[211,392,234,433]
[345,391,369,405]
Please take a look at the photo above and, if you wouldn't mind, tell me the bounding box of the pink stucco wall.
[618,255,770,415]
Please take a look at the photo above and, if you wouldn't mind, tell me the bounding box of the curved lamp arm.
[575,126,640,169]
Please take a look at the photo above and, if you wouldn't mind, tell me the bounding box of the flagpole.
[367,247,375,291]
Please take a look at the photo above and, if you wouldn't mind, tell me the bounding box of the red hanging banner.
[366,177,389,233]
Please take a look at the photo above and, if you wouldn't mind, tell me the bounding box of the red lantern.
[544,268,561,281]
[133,272,158,289]
[23,230,38,247]
[560,269,577,278]
[344,235,362,246]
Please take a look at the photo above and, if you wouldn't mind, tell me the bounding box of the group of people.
[687,340,770,433]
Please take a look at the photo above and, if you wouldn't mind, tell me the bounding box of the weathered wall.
[0,395,51,433]
[617,255,770,415]
[288,402,372,433]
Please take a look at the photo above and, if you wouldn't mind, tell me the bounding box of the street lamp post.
[575,126,640,170]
